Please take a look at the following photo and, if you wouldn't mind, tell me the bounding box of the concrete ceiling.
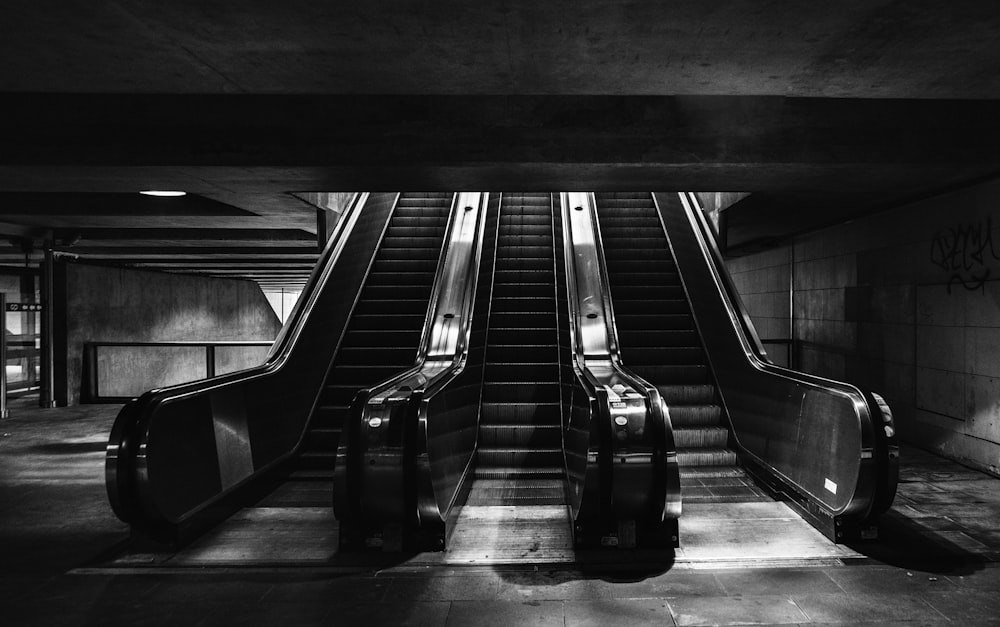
[2,1,1000,284]
[4,1,1000,97]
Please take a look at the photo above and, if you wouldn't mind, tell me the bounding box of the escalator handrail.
[106,191,391,528]
[678,192,857,389]
[657,191,886,518]
[267,192,362,362]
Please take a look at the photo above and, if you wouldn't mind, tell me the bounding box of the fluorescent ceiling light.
[139,190,186,197]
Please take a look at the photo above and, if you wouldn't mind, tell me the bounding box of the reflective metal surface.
[560,192,681,548]
[653,192,897,538]
[106,192,398,540]
[335,192,489,546]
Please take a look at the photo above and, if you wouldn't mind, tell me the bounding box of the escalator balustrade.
[300,192,452,479]
[595,192,767,503]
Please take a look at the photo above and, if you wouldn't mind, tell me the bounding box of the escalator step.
[480,402,562,425]
[364,271,435,287]
[678,465,748,479]
[611,299,690,315]
[304,428,340,451]
[340,330,423,349]
[495,245,554,259]
[482,383,560,403]
[297,450,336,471]
[600,236,668,250]
[486,328,555,345]
[352,299,432,315]
[495,234,553,248]
[618,329,699,347]
[631,364,709,383]
[614,313,695,330]
[348,314,426,330]
[494,256,553,272]
[474,466,565,480]
[491,282,554,298]
[372,258,440,273]
[657,384,717,404]
[361,285,433,301]
[486,344,558,363]
[611,285,686,300]
[621,346,706,366]
[668,404,723,426]
[674,426,729,448]
[604,260,675,274]
[466,484,566,506]
[326,365,413,386]
[609,272,681,286]
[479,425,562,447]
[379,235,445,250]
[488,312,559,329]
[483,363,559,382]
[376,246,442,261]
[335,347,416,367]
[490,297,557,314]
[309,405,347,428]
[477,448,562,467]
[677,447,738,467]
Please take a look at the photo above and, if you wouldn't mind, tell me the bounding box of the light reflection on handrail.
[334,193,489,547]
[560,192,680,548]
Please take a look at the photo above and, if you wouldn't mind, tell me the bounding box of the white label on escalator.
[824,478,838,495]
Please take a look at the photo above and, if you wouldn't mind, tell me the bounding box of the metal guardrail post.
[40,246,56,408]
[1,293,8,419]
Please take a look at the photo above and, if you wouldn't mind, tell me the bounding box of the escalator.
[106,192,453,545]
[296,193,452,481]
[471,192,565,507]
[594,192,897,542]
[107,189,896,556]
[595,192,768,504]
[338,191,678,557]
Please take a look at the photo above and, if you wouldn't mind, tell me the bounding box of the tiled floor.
[1,399,999,625]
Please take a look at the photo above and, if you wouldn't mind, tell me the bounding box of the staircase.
[471,192,564,506]
[595,192,766,503]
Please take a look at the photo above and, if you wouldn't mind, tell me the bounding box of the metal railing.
[83,341,273,403]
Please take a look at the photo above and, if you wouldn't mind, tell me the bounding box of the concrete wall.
[726,178,1000,476]
[57,262,281,405]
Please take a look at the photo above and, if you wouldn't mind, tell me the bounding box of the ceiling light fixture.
[139,190,187,197]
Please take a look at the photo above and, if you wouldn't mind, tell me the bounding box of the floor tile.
[565,598,675,626]
[445,600,564,626]
[496,571,614,600]
[793,592,942,623]
[326,601,451,626]
[714,568,841,596]
[387,574,500,601]
[608,571,725,599]
[668,594,807,626]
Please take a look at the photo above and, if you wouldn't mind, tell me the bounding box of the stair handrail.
[560,191,681,548]
[653,191,898,538]
[334,192,489,546]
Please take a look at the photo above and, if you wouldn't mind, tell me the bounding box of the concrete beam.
[1,95,998,194]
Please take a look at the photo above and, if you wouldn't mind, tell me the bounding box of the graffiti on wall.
[930,217,1000,293]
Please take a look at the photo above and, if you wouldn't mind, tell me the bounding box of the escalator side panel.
[113,193,399,537]
[423,193,501,518]
[652,192,884,528]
